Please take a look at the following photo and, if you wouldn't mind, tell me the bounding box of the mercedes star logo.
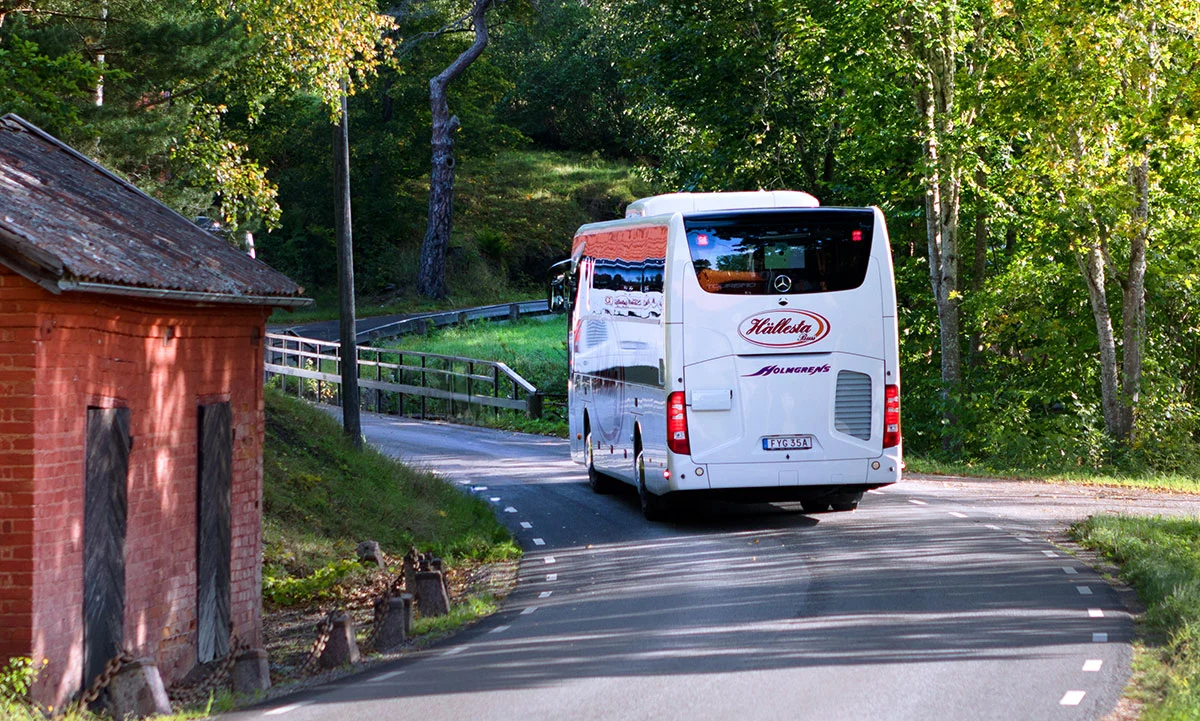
[773,274,793,293]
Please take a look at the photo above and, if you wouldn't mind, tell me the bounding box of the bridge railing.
[264,333,544,421]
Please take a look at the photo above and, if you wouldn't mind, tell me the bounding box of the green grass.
[906,456,1200,494]
[1072,516,1200,720]
[263,386,520,576]
[381,316,571,437]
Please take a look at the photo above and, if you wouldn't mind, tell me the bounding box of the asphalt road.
[226,414,1200,721]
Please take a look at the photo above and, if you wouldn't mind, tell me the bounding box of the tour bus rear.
[664,207,900,503]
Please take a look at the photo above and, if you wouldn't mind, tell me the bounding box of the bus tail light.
[884,384,901,448]
[667,391,691,455]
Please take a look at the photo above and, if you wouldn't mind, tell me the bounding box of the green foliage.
[0,658,40,705]
[263,386,519,569]
[0,33,101,135]
[1073,516,1200,720]
[262,559,367,607]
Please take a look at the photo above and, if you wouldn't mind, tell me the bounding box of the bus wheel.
[829,492,862,512]
[586,431,616,494]
[637,452,668,521]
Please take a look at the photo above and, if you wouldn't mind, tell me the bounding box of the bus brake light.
[667,391,691,455]
[884,384,901,448]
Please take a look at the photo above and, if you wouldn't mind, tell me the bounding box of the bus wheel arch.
[635,428,668,521]
[585,414,616,494]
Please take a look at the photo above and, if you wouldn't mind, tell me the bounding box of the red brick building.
[0,114,308,708]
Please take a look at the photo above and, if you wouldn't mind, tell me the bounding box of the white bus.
[562,191,901,520]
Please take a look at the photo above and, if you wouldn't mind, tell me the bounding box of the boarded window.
[197,402,232,662]
[83,407,130,691]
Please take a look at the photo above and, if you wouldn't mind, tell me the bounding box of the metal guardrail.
[357,299,550,344]
[264,333,544,420]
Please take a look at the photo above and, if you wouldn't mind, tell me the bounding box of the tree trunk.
[334,86,361,446]
[417,0,493,299]
[1076,241,1123,438]
[1117,153,1150,440]
[912,26,964,451]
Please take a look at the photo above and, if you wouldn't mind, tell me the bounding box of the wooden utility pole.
[334,83,361,446]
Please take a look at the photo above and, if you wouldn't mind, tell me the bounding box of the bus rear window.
[685,209,874,295]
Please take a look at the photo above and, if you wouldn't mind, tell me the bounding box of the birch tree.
[1019,0,1200,442]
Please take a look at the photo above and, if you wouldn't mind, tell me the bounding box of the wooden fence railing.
[264,333,544,421]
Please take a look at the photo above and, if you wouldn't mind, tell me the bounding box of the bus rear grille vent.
[834,371,872,440]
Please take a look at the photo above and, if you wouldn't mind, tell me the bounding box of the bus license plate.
[762,435,813,451]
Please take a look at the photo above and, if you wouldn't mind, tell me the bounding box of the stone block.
[318,611,361,668]
[414,571,449,617]
[373,595,412,651]
[356,540,386,568]
[232,648,271,695]
[107,658,172,719]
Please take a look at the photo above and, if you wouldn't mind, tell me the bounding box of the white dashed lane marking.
[1060,691,1086,706]
[264,701,313,716]
[985,524,1001,530]
[1015,536,1032,543]
[489,497,500,502]
[1089,608,1104,618]
[532,538,546,546]
[442,646,468,657]
[489,625,510,634]
[521,606,538,615]
[504,507,518,513]
[520,522,533,529]
[544,556,556,564]
[1077,586,1094,596]
[1093,632,1109,643]
[539,591,553,599]
[1063,567,1079,575]
[369,670,405,682]
[948,511,968,518]
[472,486,488,492]
[1041,550,1058,558]
[1083,659,1103,672]
[546,573,558,582]
[908,499,928,506]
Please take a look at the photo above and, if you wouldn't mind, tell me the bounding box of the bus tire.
[637,451,668,521]
[829,492,862,512]
[800,500,830,514]
[586,431,617,494]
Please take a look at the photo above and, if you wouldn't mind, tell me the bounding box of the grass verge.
[264,386,520,572]
[256,388,520,690]
[1072,516,1200,720]
[381,316,570,437]
[906,456,1200,494]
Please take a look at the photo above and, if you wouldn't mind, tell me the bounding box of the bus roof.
[624,191,819,219]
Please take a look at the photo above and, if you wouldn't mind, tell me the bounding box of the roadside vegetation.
[380,316,570,437]
[1073,516,1200,720]
[259,387,519,684]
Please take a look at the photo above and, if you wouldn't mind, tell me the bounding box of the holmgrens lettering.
[743,364,832,377]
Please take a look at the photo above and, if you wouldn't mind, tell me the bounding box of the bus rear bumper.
[666,455,901,495]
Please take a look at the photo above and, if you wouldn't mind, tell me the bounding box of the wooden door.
[83,407,130,689]
[197,402,232,662]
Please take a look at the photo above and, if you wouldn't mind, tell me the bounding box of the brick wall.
[0,267,37,665]
[0,267,270,709]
